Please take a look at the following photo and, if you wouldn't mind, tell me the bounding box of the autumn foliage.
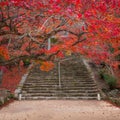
[0,46,9,60]
[40,61,54,72]
[0,0,120,71]
[0,66,26,93]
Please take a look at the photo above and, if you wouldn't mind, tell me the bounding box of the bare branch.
[72,38,86,46]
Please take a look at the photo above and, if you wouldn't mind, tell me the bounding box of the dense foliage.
[0,0,120,71]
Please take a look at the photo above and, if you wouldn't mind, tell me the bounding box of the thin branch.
[28,33,41,45]
[72,38,86,46]
[7,37,11,49]
[0,7,4,22]
[37,15,54,33]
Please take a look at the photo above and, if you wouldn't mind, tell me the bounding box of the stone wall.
[0,89,11,105]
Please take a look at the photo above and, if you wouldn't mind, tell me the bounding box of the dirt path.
[0,100,120,120]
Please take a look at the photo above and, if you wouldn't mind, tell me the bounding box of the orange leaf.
[40,61,54,71]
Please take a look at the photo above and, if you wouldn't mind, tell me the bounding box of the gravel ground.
[0,100,120,120]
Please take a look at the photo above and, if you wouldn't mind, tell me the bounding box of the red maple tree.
[0,0,120,72]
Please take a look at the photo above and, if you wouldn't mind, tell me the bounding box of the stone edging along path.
[14,64,34,99]
[82,57,120,107]
[82,57,107,100]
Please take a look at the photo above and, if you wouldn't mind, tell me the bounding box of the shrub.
[8,94,14,99]
[0,100,3,106]
[99,69,105,79]
[101,73,117,89]
[23,59,31,67]
[109,98,120,107]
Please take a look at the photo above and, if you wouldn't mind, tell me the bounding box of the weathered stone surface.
[0,89,10,104]
[0,70,3,84]
[21,55,100,100]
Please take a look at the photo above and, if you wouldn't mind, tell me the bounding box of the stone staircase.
[21,56,100,100]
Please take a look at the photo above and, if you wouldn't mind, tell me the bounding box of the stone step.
[24,82,58,85]
[65,70,87,72]
[61,67,87,69]
[22,86,98,91]
[21,55,100,100]
[24,80,95,83]
[23,83,97,87]
[22,91,98,96]
[26,78,59,81]
[24,82,95,85]
[27,75,58,78]
[22,93,98,97]
[28,73,55,76]
[25,79,94,81]
[61,81,95,84]
[63,67,87,69]
[30,69,58,72]
[26,79,94,83]
[26,78,93,81]
[21,96,98,100]
[22,89,98,93]
[29,73,91,76]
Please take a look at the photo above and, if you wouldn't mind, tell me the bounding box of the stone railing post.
[0,70,3,84]
[58,56,75,89]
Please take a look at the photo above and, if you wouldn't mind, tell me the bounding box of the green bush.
[0,100,3,106]
[8,94,14,99]
[99,69,105,79]
[102,73,117,89]
[23,59,31,67]
[110,98,120,106]
[115,54,120,61]
[50,37,58,43]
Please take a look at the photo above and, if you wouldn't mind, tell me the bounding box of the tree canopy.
[0,0,120,71]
